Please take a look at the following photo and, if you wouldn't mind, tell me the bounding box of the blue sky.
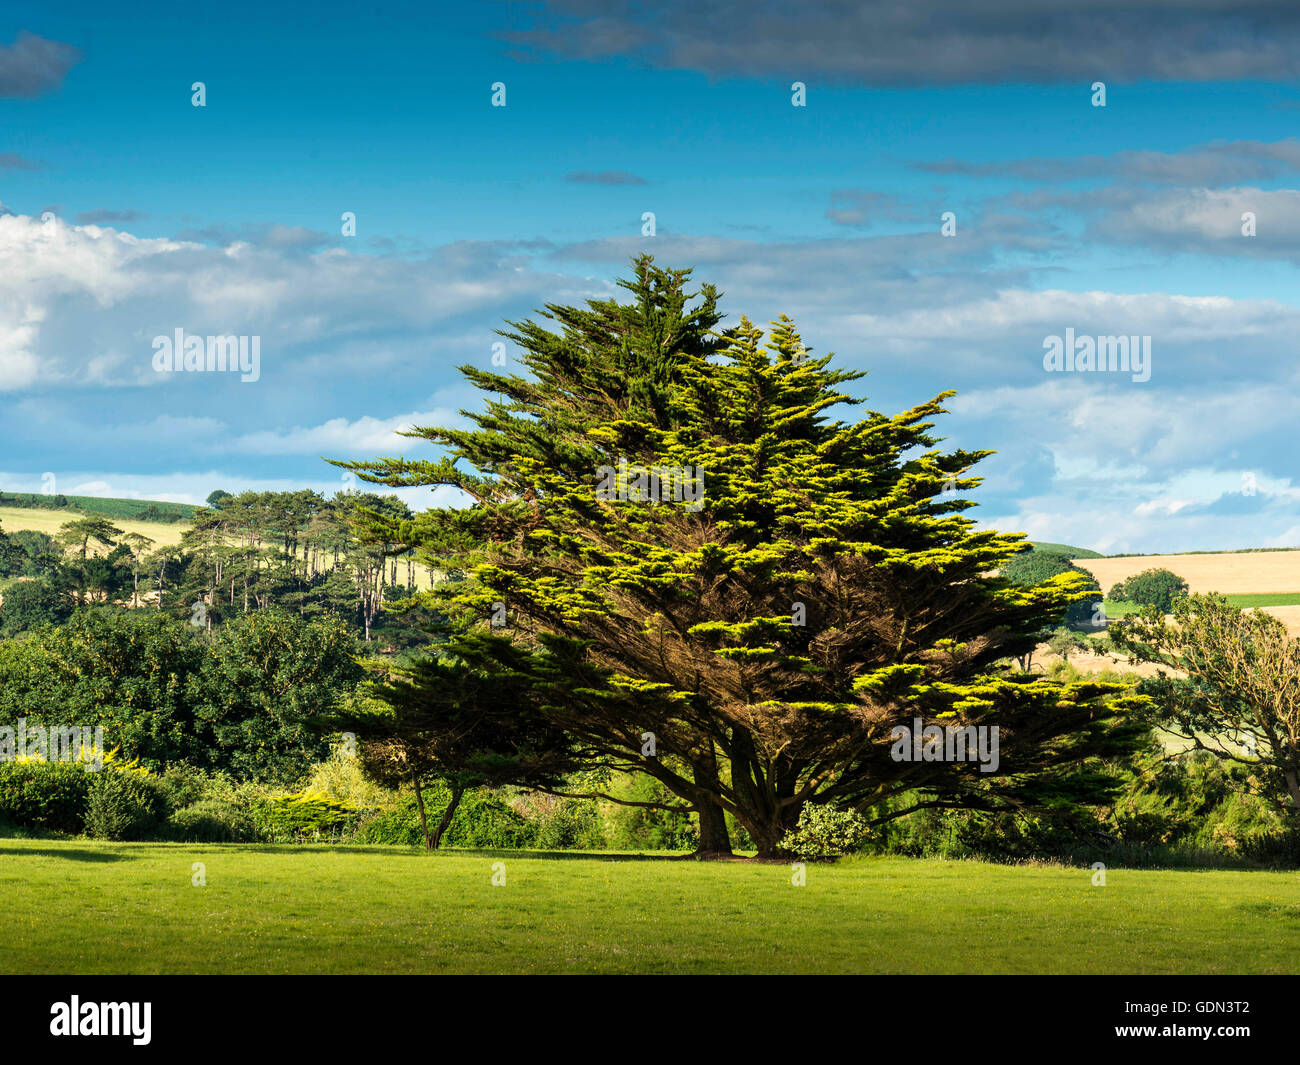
[3,0,1300,552]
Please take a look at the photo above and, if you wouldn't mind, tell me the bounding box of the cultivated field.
[1,840,1298,974]
[1073,550,1300,634]
[1072,550,1300,597]
[0,506,188,550]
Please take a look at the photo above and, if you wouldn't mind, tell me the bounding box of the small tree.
[1109,568,1188,614]
[1047,628,1088,664]
[354,632,577,849]
[1113,594,1300,816]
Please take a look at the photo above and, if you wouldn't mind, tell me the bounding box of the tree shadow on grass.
[187,843,720,862]
[0,846,136,863]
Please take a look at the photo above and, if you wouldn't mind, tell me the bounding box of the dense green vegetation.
[0,492,441,645]
[1027,541,1102,558]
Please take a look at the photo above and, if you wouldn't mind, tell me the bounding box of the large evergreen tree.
[337,257,1145,857]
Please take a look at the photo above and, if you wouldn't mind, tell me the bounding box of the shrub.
[84,769,164,841]
[164,799,261,843]
[355,787,537,849]
[600,775,699,851]
[0,760,91,834]
[0,578,71,636]
[154,764,210,813]
[301,747,394,809]
[780,803,870,860]
[532,797,603,850]
[254,791,362,842]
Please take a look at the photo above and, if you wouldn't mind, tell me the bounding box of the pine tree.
[337,257,1146,857]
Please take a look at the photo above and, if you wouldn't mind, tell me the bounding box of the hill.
[1025,541,1102,558]
[0,491,196,524]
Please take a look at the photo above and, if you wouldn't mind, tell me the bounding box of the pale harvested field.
[1073,550,1300,636]
[1260,604,1300,635]
[1072,550,1300,597]
[0,506,188,550]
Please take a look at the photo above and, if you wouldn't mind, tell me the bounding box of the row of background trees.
[0,490,442,647]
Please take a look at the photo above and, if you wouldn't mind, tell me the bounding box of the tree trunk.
[695,799,733,857]
[429,783,465,849]
[412,777,432,850]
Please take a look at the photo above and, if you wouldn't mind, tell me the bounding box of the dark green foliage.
[0,608,206,768]
[0,760,91,833]
[191,609,365,783]
[6,530,63,577]
[1001,549,1103,628]
[1108,568,1189,613]
[355,787,537,848]
[0,578,72,636]
[84,770,164,841]
[163,799,261,842]
[0,608,363,780]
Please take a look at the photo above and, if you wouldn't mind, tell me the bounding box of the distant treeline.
[0,488,442,649]
[0,492,197,524]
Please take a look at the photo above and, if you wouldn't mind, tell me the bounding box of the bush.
[254,791,362,842]
[1108,568,1189,613]
[0,578,71,636]
[164,799,261,842]
[0,760,91,834]
[781,802,870,860]
[531,797,603,850]
[600,775,699,851]
[154,765,210,813]
[355,786,538,848]
[84,769,163,841]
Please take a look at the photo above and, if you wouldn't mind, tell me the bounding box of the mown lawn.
[1,839,1297,974]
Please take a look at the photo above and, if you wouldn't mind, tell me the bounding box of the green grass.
[1223,592,1300,608]
[1102,598,1141,618]
[1101,595,1300,617]
[0,492,195,522]
[1,840,1298,974]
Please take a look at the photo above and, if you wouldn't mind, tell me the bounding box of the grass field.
[0,506,188,550]
[1,840,1298,974]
